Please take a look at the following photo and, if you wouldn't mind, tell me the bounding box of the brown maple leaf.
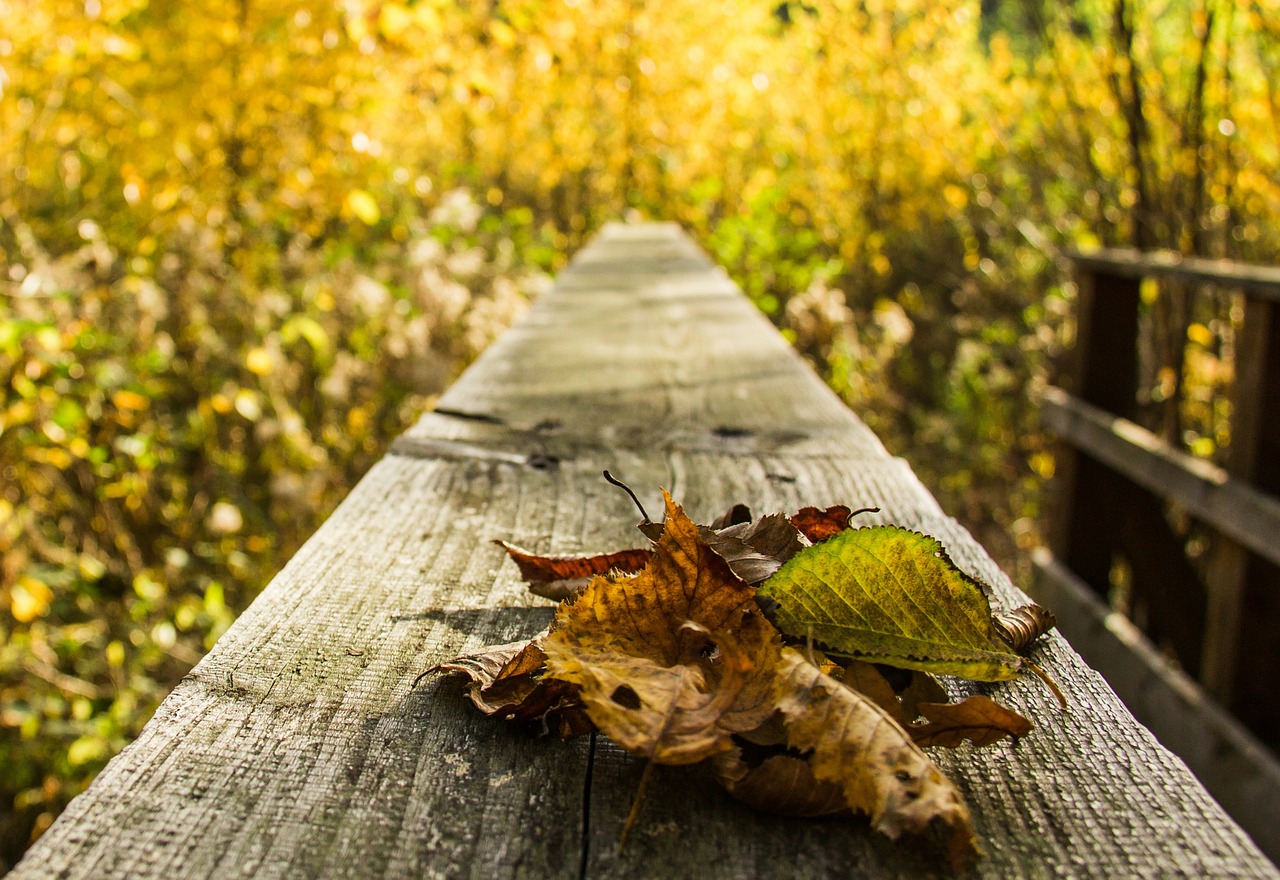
[542,492,782,764]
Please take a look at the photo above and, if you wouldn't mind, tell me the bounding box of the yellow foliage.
[345,190,382,226]
[10,577,53,623]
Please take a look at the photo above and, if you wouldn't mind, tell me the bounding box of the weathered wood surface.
[12,223,1277,879]
[1031,548,1280,863]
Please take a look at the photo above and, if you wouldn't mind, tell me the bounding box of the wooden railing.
[11,226,1277,879]
[1035,246,1280,859]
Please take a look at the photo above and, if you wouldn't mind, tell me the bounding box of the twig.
[23,658,108,701]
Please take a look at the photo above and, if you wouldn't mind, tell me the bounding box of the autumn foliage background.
[2,0,1279,867]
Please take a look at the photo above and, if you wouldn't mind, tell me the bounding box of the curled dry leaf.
[773,648,978,866]
[789,505,856,543]
[697,511,808,585]
[542,493,782,764]
[433,632,592,737]
[712,748,849,818]
[494,540,651,602]
[910,697,1033,748]
[992,603,1059,654]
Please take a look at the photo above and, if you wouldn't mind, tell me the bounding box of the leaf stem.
[619,758,656,853]
[1025,659,1069,711]
[603,470,654,526]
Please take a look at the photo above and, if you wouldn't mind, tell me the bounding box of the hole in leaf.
[610,684,643,710]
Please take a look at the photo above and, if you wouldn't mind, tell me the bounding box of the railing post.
[1206,295,1280,727]
[1053,261,1207,674]
[1051,265,1140,592]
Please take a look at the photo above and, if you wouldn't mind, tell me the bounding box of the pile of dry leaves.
[430,476,1058,869]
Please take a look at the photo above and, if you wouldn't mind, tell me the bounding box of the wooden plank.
[1041,385,1280,569]
[1068,247,1280,302]
[11,224,1278,879]
[1031,548,1280,866]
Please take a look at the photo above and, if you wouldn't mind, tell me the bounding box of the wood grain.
[12,223,1277,879]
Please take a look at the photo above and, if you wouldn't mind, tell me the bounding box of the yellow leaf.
[772,648,977,866]
[245,347,273,376]
[112,390,148,411]
[1187,322,1215,348]
[345,189,381,225]
[67,735,108,767]
[11,576,53,623]
[489,20,517,48]
[379,3,413,38]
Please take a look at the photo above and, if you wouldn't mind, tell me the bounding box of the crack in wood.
[579,732,597,880]
[389,436,547,468]
[431,406,508,425]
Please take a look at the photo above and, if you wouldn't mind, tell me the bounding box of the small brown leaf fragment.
[789,505,855,543]
[773,648,978,865]
[709,503,753,529]
[898,670,952,723]
[699,512,808,585]
[433,638,528,700]
[909,696,1033,748]
[494,540,653,602]
[434,633,591,737]
[712,748,849,817]
[840,660,908,724]
[543,493,783,764]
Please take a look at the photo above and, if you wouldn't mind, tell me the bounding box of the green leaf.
[281,315,332,368]
[758,527,1022,681]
